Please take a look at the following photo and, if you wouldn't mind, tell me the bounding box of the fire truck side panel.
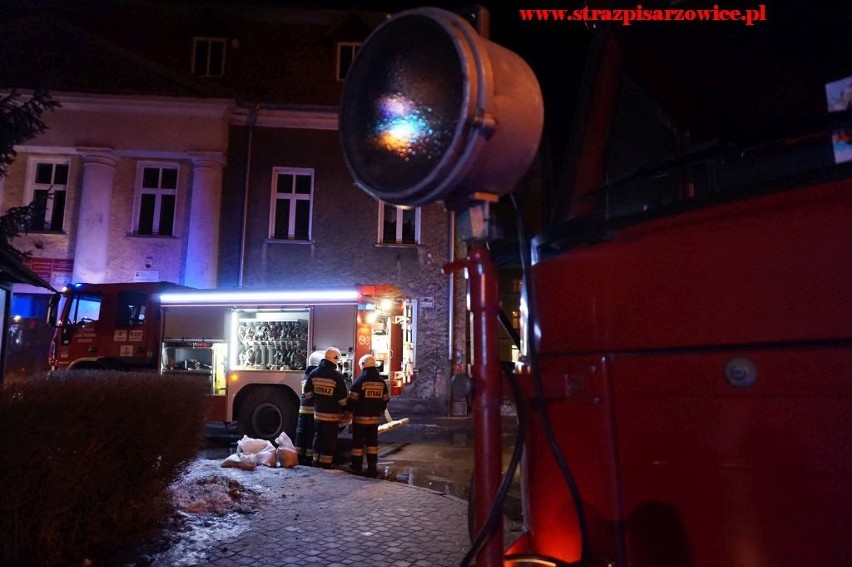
[312,304,357,377]
[610,347,852,566]
[533,181,852,354]
[516,355,622,563]
[162,304,229,341]
[521,181,852,565]
[311,304,357,354]
[161,304,231,423]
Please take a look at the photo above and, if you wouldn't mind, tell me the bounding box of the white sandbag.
[274,431,298,468]
[274,431,296,452]
[221,436,278,468]
[277,448,298,468]
[237,435,275,455]
[255,450,277,467]
[220,452,257,471]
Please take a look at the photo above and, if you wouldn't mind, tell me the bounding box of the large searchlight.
[340,7,544,210]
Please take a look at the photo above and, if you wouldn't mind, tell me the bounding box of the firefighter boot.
[350,448,364,475]
[365,454,378,478]
[297,446,314,466]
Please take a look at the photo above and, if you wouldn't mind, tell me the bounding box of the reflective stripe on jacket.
[305,359,348,422]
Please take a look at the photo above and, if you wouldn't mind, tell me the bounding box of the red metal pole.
[447,244,504,567]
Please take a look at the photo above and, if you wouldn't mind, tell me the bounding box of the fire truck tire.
[237,388,297,442]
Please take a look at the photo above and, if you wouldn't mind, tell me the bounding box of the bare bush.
[0,371,210,565]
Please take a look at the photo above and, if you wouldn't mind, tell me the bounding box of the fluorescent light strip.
[159,289,360,304]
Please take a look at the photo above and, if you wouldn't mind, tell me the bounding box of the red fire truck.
[48,282,411,441]
[339,7,852,567]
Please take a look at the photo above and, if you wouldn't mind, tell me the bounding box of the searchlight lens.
[340,15,465,201]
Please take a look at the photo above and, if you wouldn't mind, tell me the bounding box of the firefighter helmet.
[307,350,324,367]
[359,354,377,369]
[324,347,342,363]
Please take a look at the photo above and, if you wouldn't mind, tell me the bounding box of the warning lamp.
[340,7,543,210]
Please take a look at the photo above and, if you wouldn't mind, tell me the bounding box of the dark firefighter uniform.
[347,354,390,477]
[305,347,348,468]
[294,351,323,466]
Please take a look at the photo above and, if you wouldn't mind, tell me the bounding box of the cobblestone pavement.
[151,460,472,567]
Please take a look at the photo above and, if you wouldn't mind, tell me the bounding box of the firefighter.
[294,350,324,466]
[347,353,390,477]
[305,346,349,468]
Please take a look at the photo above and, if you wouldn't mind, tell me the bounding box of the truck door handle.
[88,346,97,353]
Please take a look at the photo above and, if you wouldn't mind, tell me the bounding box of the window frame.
[268,167,314,242]
[191,36,226,78]
[132,162,179,237]
[24,157,70,233]
[378,202,421,246]
[336,41,362,81]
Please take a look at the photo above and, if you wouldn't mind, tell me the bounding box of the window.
[336,42,362,81]
[63,292,102,325]
[379,203,420,245]
[115,290,147,328]
[134,164,178,236]
[27,159,69,232]
[270,167,313,241]
[584,23,852,224]
[192,37,226,77]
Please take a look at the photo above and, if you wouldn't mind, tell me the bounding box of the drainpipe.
[238,104,259,288]
[447,209,455,415]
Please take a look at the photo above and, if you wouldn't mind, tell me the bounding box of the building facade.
[0,1,466,415]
